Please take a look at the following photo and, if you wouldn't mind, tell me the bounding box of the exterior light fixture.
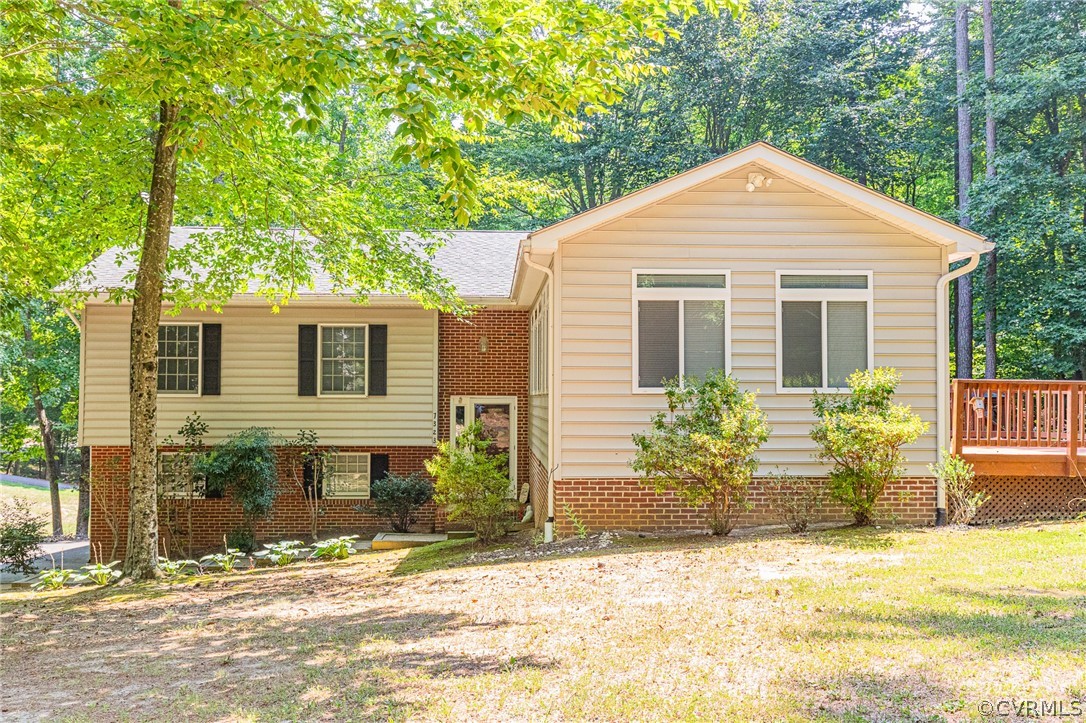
[746,172,772,192]
[479,335,489,353]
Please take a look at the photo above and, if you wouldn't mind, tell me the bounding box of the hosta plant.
[199,548,244,573]
[158,557,199,577]
[33,568,81,591]
[257,540,306,567]
[310,535,359,561]
[81,561,122,586]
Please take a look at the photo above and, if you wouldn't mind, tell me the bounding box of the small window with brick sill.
[304,453,391,500]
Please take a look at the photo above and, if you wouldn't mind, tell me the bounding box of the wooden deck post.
[951,379,963,456]
[1069,384,1080,473]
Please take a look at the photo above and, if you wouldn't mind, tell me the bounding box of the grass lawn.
[1,521,1084,721]
[0,481,79,536]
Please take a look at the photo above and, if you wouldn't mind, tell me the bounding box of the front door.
[450,395,517,497]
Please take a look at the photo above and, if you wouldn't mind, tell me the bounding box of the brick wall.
[554,476,937,533]
[438,310,531,490]
[88,445,441,559]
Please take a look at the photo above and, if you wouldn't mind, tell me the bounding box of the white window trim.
[322,452,372,499]
[774,270,874,395]
[157,321,202,397]
[631,269,732,394]
[317,323,369,397]
[450,395,518,495]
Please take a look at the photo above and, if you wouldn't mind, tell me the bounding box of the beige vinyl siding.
[557,164,942,478]
[529,392,549,464]
[81,303,437,446]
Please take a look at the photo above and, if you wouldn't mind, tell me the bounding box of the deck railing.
[952,379,1084,465]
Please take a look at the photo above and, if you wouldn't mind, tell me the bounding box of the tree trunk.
[76,446,90,538]
[955,1,974,379]
[124,99,181,580]
[982,0,998,379]
[22,315,63,536]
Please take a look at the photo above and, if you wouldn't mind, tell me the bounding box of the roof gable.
[528,142,991,261]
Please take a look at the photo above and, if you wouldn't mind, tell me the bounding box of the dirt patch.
[2,521,1084,721]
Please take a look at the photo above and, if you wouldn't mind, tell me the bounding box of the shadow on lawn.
[2,581,555,720]
[801,669,958,722]
[804,586,1085,654]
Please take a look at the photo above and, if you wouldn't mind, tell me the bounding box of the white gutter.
[934,251,980,525]
[521,251,556,543]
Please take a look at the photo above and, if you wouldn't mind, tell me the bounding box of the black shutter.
[370,453,391,484]
[298,325,318,396]
[369,325,387,396]
[303,458,323,500]
[201,323,221,395]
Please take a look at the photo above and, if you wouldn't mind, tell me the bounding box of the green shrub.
[632,370,770,535]
[764,472,824,533]
[930,450,989,524]
[226,526,256,554]
[198,427,279,531]
[811,368,927,526]
[371,473,433,532]
[426,422,513,544]
[311,535,359,560]
[0,497,47,573]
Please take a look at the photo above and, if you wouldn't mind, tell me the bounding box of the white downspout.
[935,251,980,525]
[521,251,556,542]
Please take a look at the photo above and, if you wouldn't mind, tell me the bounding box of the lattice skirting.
[973,475,1086,523]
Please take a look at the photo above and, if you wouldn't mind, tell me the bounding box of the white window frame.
[317,323,369,397]
[530,287,549,395]
[157,322,202,397]
[322,452,372,499]
[157,451,205,499]
[774,270,874,394]
[631,269,732,394]
[450,395,518,496]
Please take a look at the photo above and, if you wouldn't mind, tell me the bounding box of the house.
[74,142,1004,555]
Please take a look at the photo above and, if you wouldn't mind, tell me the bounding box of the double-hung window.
[157,323,201,394]
[319,325,368,395]
[776,271,873,392]
[322,453,371,499]
[632,271,731,392]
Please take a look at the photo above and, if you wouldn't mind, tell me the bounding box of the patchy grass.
[1,521,1084,721]
[0,481,79,536]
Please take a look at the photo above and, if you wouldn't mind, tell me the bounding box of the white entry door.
[450,395,517,497]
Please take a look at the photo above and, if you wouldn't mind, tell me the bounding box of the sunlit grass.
[2,521,1083,721]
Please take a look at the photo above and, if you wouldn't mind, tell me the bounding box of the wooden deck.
[952,379,1085,477]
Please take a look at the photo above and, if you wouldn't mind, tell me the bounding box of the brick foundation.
[88,445,441,559]
[973,475,1086,524]
[554,476,938,533]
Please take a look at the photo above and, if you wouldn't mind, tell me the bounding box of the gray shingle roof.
[73,226,528,299]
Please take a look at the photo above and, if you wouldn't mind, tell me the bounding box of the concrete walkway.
[0,540,90,587]
[0,473,75,490]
